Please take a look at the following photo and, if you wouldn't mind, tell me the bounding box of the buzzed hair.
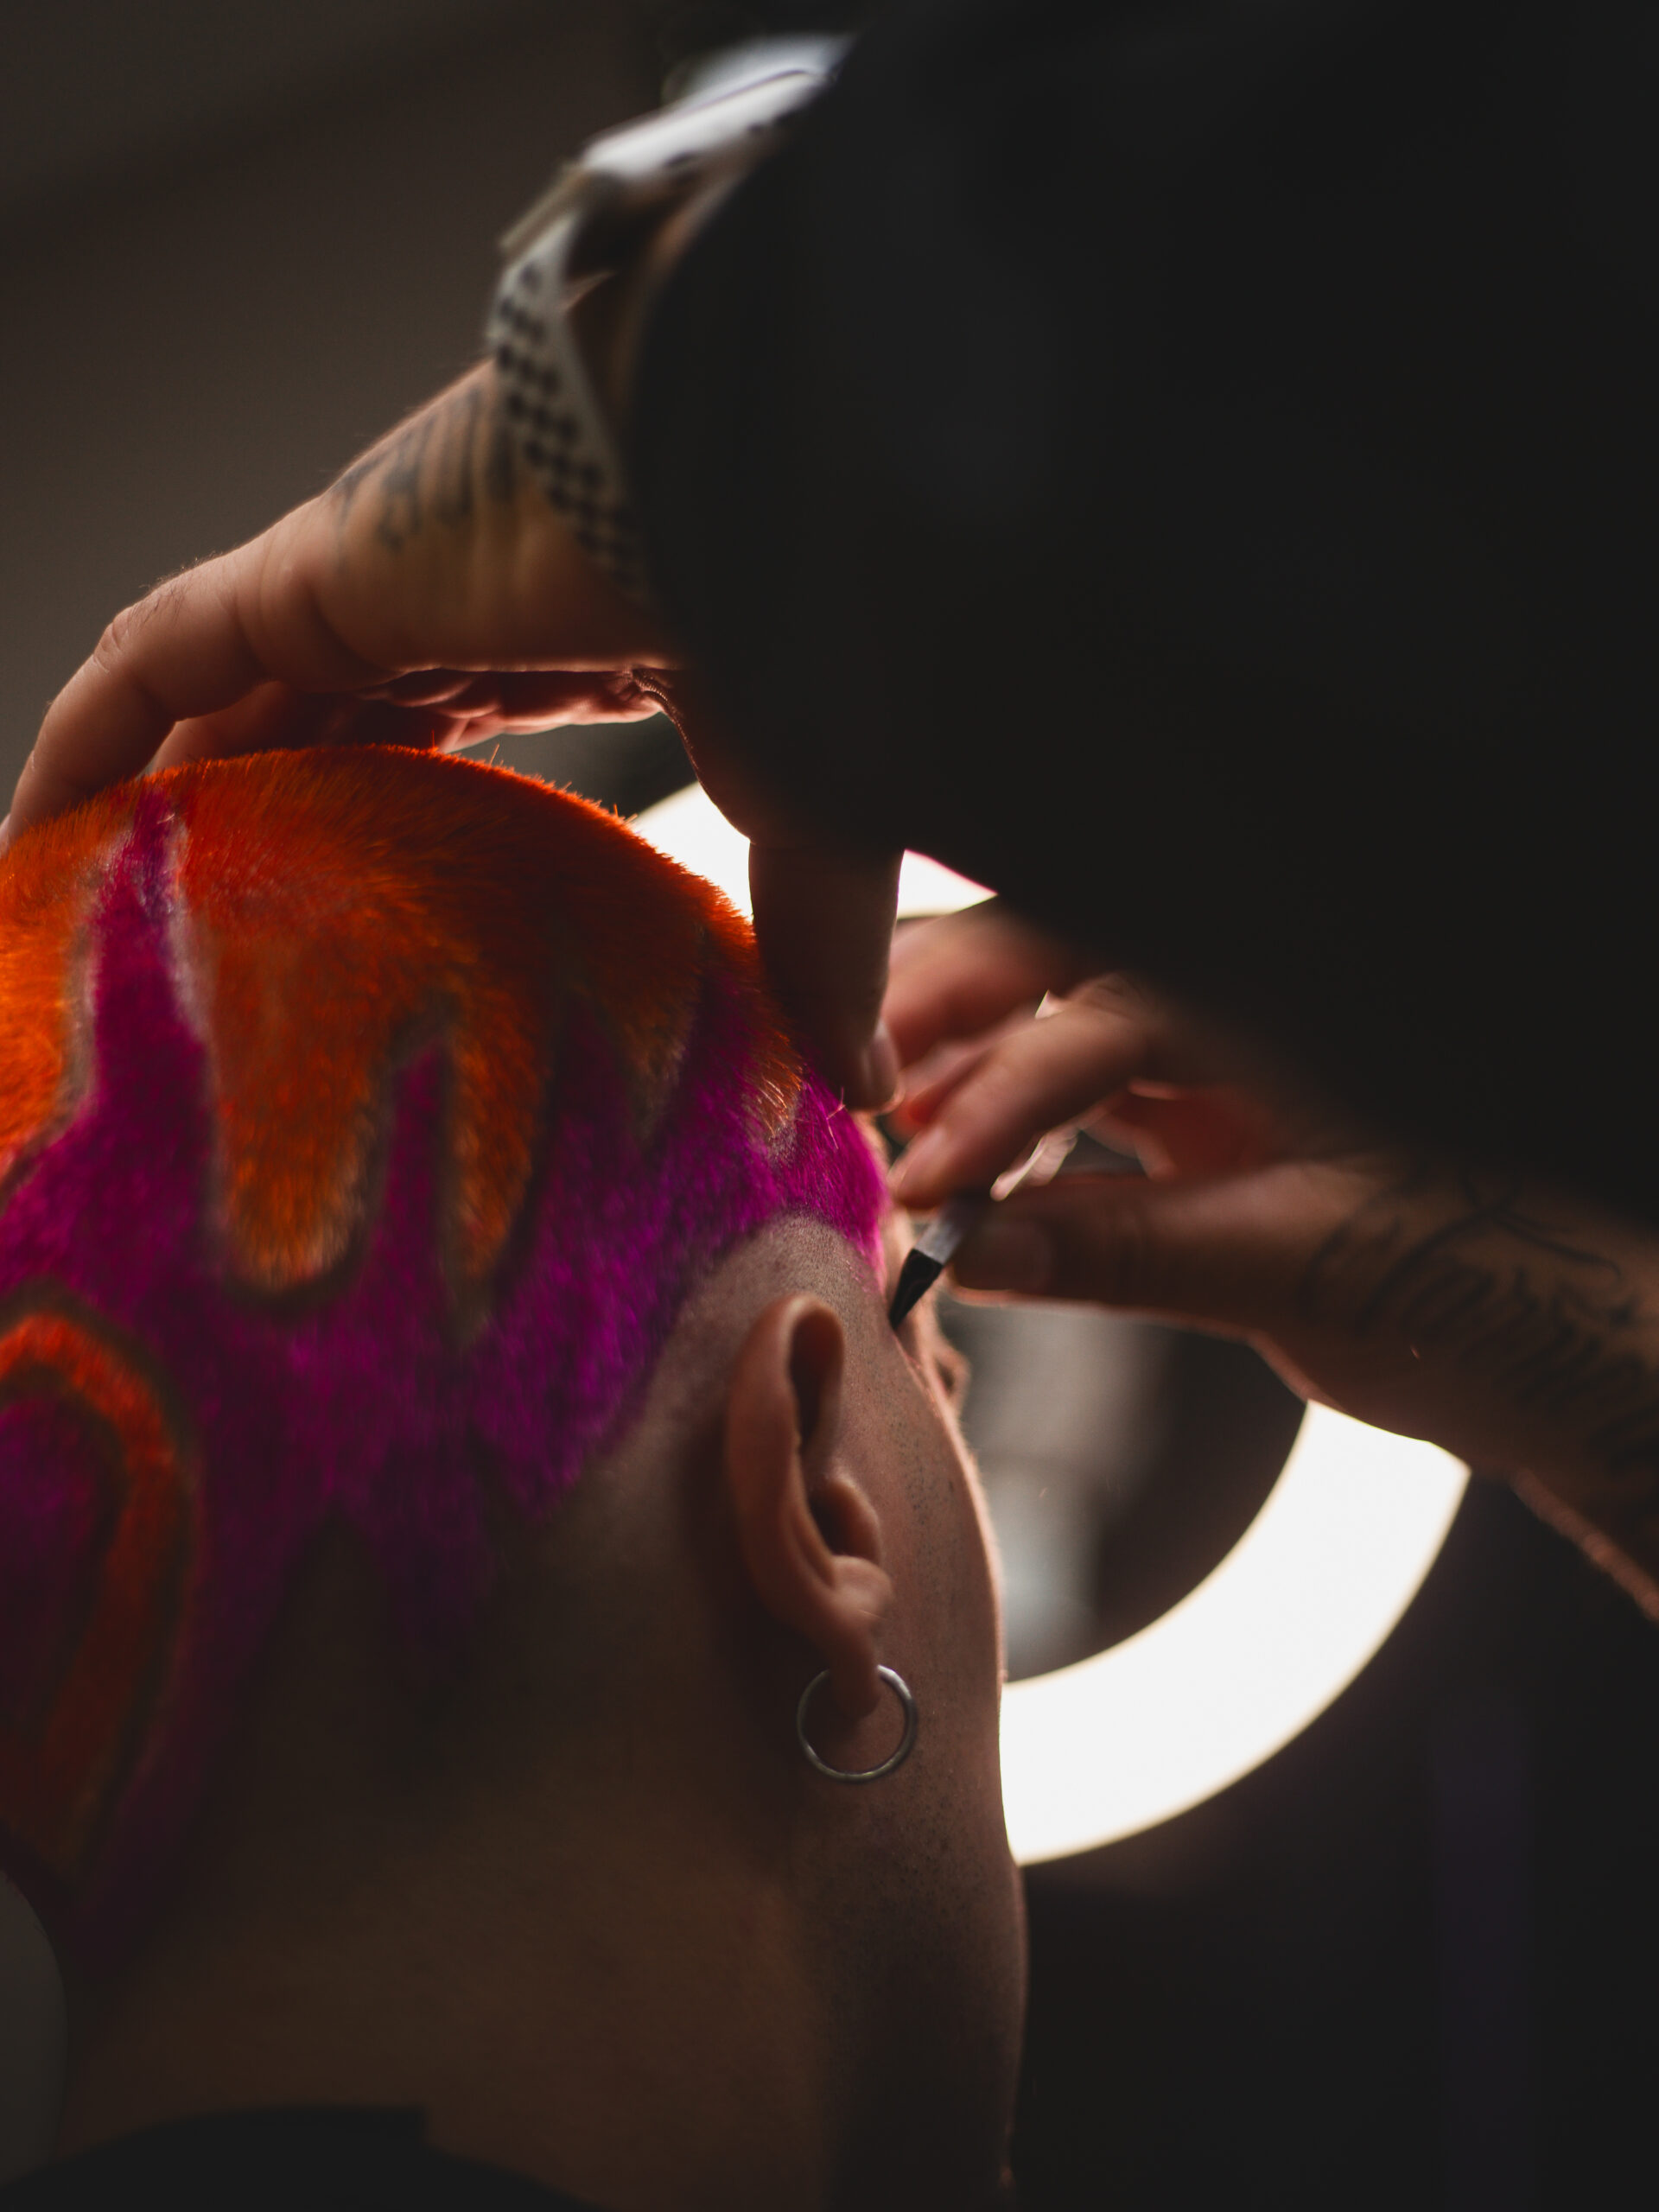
[0,748,884,1964]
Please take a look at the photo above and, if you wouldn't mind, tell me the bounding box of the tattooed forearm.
[329,365,520,553]
[1309,1167,1659,1495]
[369,413,433,550]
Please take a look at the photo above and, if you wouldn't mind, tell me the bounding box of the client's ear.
[724,1295,893,1721]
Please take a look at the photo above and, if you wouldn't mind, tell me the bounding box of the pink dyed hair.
[0,747,885,1963]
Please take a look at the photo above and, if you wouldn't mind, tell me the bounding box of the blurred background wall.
[5,6,1659,2207]
[0,0,686,791]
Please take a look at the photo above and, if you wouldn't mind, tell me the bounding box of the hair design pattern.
[0,749,885,1958]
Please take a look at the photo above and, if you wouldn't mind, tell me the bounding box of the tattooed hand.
[7,365,664,827]
[3,362,904,1109]
[885,901,1659,1617]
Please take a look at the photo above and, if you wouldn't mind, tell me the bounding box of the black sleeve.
[631,0,1659,1223]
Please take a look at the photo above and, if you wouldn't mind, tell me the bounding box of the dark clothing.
[635,0,1659,1221]
[0,2109,601,2210]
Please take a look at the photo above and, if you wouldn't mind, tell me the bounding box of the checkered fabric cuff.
[489,219,651,606]
[488,60,845,609]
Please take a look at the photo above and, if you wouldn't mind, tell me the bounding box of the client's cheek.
[909,1408,1005,1713]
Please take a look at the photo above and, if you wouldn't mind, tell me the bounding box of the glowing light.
[633,784,989,921]
[1001,1405,1467,1862]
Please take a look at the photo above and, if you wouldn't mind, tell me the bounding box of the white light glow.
[1001,1406,1467,1862]
[633,784,989,921]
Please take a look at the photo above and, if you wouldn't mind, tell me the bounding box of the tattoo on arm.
[329,369,520,553]
[372,413,434,550]
[1299,1166,1659,1484]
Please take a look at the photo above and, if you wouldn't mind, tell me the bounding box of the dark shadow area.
[1011,1478,1659,2209]
[491,716,693,823]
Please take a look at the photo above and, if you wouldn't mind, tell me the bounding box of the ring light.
[632,781,989,923]
[1000,1406,1466,1860]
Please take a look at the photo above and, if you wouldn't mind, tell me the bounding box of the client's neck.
[58,1509,836,2211]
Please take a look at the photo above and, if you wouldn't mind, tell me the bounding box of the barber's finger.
[150,669,668,775]
[627,666,900,1103]
[6,513,385,847]
[152,689,463,772]
[359,668,666,725]
[888,992,1155,1206]
[1099,1088,1279,1179]
[883,901,1093,1071]
[147,682,326,769]
[883,1014,1036,1141]
[748,842,903,1109]
[9,365,669,849]
[950,1166,1344,1330]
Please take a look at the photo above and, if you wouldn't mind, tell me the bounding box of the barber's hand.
[629,667,901,1110]
[4,363,901,1109]
[5,364,664,830]
[884,902,1659,1614]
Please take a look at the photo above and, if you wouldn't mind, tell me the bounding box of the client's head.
[0,749,1020,2208]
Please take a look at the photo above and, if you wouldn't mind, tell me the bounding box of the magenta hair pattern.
[0,747,885,1960]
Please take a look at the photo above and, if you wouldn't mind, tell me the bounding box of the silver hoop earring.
[796,1664,918,1783]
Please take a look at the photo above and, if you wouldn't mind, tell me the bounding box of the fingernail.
[888,1127,944,1201]
[955,1216,1054,1295]
[861,1024,900,1109]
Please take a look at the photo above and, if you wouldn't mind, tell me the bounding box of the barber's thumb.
[950,1175,1295,1326]
[749,841,902,1109]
